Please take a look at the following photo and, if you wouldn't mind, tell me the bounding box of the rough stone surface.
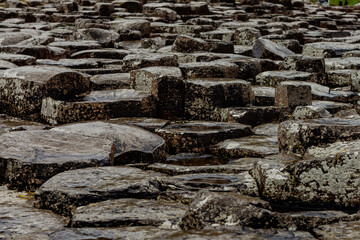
[71,198,187,228]
[52,122,166,165]
[0,130,114,191]
[155,121,253,154]
[34,167,162,216]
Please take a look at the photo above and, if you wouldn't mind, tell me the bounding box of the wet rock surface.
[2,0,360,238]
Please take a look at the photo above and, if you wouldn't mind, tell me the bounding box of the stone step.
[41,89,156,125]
[155,121,253,154]
[0,130,114,191]
[0,66,90,121]
[34,166,163,216]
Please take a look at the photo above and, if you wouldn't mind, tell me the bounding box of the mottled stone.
[71,198,187,228]
[123,53,178,71]
[314,221,360,239]
[0,130,114,190]
[90,73,130,90]
[325,57,360,71]
[222,106,290,127]
[278,118,360,157]
[155,121,252,154]
[255,71,317,87]
[75,28,120,48]
[252,86,275,106]
[41,89,155,125]
[0,66,90,120]
[180,61,239,79]
[34,167,162,216]
[211,135,278,158]
[327,69,353,88]
[0,53,35,66]
[52,122,165,165]
[275,81,312,108]
[181,191,273,230]
[49,41,101,55]
[292,106,331,120]
[234,27,261,46]
[130,66,185,119]
[0,186,64,238]
[185,78,253,120]
[253,38,295,60]
[303,42,360,58]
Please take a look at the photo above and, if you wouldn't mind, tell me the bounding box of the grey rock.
[155,121,252,154]
[34,166,162,216]
[71,198,187,228]
[0,130,114,190]
[52,121,166,165]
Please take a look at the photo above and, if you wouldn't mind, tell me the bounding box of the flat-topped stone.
[52,122,165,165]
[41,89,155,125]
[123,53,178,71]
[0,66,90,120]
[34,167,162,216]
[0,130,114,190]
[185,78,253,120]
[255,71,317,87]
[211,135,278,158]
[180,61,239,79]
[90,73,130,90]
[303,42,360,58]
[155,121,252,154]
[71,198,187,228]
[279,118,360,157]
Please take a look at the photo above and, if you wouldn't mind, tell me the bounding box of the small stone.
[275,82,312,108]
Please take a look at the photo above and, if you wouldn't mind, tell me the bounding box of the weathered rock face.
[252,139,360,209]
[130,66,185,119]
[41,89,155,125]
[253,38,295,60]
[71,198,187,228]
[278,118,360,157]
[255,71,317,87]
[181,190,274,230]
[275,82,312,108]
[0,130,114,191]
[34,167,162,216]
[234,27,261,46]
[51,122,166,165]
[211,135,278,158]
[185,78,253,120]
[180,61,239,79]
[0,186,64,238]
[0,66,90,120]
[155,121,253,154]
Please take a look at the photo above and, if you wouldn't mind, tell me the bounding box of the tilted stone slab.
[253,38,295,60]
[52,122,165,165]
[34,167,162,216]
[155,121,253,154]
[185,78,253,120]
[278,118,360,157]
[71,198,187,228]
[0,130,114,191]
[0,66,90,120]
[41,89,155,125]
[130,66,185,119]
